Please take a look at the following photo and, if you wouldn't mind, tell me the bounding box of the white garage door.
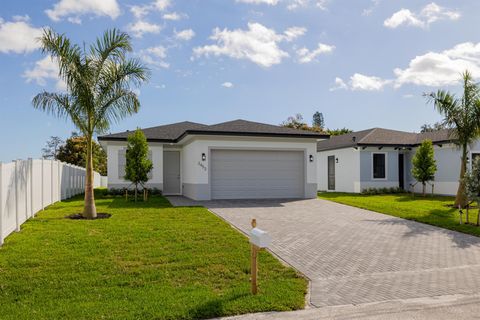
[211,150,305,199]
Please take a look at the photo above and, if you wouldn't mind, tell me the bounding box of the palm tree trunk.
[455,145,468,208]
[82,135,97,219]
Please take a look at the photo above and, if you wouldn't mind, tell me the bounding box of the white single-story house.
[316,128,478,195]
[98,120,327,200]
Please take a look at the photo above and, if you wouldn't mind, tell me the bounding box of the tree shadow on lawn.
[363,214,480,249]
[188,293,250,320]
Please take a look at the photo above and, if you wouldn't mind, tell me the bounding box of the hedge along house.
[98,120,327,200]
[316,128,476,195]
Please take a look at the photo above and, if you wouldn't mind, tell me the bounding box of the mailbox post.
[249,218,271,295]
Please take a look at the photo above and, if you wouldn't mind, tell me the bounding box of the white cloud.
[140,45,170,69]
[127,20,162,38]
[175,29,195,41]
[334,41,480,91]
[394,42,480,87]
[130,0,171,19]
[282,26,307,42]
[221,82,234,88]
[384,2,460,29]
[23,56,66,91]
[45,0,120,22]
[296,43,334,63]
[362,0,381,16]
[193,22,306,68]
[330,74,391,91]
[329,77,348,91]
[350,73,391,91]
[0,16,43,54]
[236,0,279,4]
[287,0,330,11]
[163,12,187,20]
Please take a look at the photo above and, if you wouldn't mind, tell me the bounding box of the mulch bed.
[67,213,112,220]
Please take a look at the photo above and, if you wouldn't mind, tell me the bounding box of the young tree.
[420,122,446,133]
[281,114,324,132]
[56,133,107,176]
[412,139,437,196]
[124,129,153,201]
[326,128,353,136]
[464,157,480,226]
[426,71,480,207]
[32,28,149,219]
[312,111,325,128]
[42,136,64,160]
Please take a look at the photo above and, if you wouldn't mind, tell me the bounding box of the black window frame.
[372,153,386,179]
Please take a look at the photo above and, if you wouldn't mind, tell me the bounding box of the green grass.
[0,191,306,320]
[318,192,480,237]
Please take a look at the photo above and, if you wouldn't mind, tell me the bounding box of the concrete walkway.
[167,196,480,317]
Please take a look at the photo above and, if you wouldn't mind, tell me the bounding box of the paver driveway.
[168,197,480,307]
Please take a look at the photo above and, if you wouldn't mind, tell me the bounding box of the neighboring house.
[98,120,327,200]
[316,127,480,195]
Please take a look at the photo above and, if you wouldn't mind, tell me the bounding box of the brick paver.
[167,197,480,307]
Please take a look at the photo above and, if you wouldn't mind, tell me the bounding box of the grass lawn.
[0,191,306,320]
[318,192,480,237]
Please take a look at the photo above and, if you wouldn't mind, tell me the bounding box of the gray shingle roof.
[98,121,207,141]
[99,119,327,142]
[317,128,454,152]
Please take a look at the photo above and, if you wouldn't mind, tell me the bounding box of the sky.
[1,0,479,161]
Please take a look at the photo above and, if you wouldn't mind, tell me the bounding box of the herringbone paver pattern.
[166,197,480,307]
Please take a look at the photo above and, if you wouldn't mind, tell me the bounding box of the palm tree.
[33,29,149,219]
[426,71,480,207]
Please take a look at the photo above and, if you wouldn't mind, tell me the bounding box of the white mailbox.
[250,228,271,248]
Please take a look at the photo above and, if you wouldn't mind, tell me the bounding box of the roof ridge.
[358,128,378,144]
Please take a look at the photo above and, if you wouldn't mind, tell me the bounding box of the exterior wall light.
[336,158,339,163]
[201,153,206,161]
[309,155,314,162]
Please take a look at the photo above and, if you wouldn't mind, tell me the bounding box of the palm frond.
[32,91,87,133]
[94,90,140,133]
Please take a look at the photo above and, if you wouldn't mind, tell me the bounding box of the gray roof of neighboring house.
[317,128,454,152]
[98,119,328,142]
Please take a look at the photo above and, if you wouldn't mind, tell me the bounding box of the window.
[472,152,480,165]
[118,149,126,179]
[119,149,153,180]
[372,153,386,179]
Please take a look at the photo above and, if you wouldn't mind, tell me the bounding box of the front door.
[398,154,405,190]
[328,155,335,191]
[163,151,181,194]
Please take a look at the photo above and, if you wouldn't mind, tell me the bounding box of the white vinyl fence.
[0,158,107,245]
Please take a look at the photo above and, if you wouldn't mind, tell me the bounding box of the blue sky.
[1,0,479,161]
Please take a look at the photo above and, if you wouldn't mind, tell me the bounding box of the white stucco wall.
[105,142,163,188]
[181,136,319,199]
[317,147,360,193]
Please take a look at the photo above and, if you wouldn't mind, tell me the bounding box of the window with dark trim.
[373,153,386,179]
[472,153,480,165]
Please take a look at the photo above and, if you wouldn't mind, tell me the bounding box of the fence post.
[0,162,4,246]
[58,161,62,201]
[14,160,20,232]
[41,158,45,210]
[51,160,54,204]
[29,158,34,217]
[24,160,28,220]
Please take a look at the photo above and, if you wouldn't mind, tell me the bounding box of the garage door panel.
[211,150,304,199]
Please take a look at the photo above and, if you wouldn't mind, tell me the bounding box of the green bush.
[361,187,406,195]
[103,187,163,196]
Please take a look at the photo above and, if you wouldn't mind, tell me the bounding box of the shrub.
[361,187,406,195]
